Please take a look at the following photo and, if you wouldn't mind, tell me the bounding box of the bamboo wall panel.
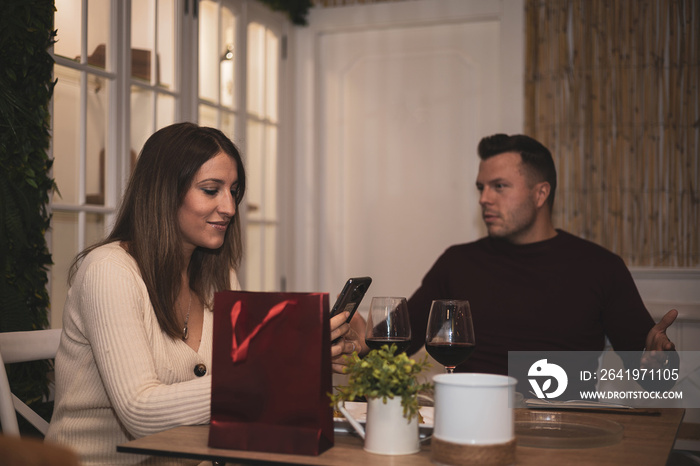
[525,0,699,266]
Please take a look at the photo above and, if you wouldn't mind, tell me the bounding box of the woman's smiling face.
[177,151,239,256]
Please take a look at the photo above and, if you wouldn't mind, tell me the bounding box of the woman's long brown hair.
[69,122,246,339]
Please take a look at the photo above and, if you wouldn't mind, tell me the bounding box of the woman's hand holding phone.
[329,276,372,373]
[330,311,369,373]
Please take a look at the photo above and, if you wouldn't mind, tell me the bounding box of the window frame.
[48,0,290,328]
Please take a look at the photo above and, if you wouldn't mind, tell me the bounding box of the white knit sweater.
[45,242,240,465]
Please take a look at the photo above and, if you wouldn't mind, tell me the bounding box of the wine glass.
[425,299,475,373]
[364,297,412,354]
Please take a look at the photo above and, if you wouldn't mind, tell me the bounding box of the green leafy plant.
[258,0,313,26]
[330,344,432,421]
[0,0,57,428]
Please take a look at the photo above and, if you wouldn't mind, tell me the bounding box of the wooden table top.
[117,408,685,465]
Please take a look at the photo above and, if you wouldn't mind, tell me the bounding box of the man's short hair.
[477,134,557,209]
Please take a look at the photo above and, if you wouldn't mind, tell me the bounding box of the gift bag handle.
[230,300,293,363]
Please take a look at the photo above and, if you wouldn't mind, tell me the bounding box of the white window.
[51,0,119,329]
[242,11,283,292]
[130,0,181,160]
[49,0,287,327]
[198,1,284,292]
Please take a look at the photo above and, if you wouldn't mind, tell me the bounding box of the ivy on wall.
[258,0,313,25]
[0,0,57,418]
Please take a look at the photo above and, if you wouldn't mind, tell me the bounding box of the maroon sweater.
[407,230,654,377]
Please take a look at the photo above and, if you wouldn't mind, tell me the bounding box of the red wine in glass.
[425,341,475,367]
[365,337,412,353]
[425,300,475,373]
[365,297,412,354]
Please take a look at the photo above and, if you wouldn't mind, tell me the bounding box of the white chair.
[0,329,62,436]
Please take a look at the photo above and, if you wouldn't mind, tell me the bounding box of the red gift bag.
[208,290,334,456]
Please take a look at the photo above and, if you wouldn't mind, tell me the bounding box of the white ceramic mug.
[338,397,420,455]
[433,373,516,442]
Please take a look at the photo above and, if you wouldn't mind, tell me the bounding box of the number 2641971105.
[593,368,679,381]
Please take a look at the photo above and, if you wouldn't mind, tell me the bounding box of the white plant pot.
[340,396,420,455]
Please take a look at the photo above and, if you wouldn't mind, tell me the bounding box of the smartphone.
[329,276,372,324]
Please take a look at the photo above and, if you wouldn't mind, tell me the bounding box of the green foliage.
[330,345,433,421]
[257,0,313,26]
[0,0,57,413]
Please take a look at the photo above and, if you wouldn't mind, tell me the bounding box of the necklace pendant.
[182,326,189,341]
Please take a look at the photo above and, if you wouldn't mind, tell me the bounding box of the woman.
[46,123,362,464]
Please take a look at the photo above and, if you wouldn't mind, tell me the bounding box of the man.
[405,134,677,379]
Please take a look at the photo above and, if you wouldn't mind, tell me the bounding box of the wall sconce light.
[221,44,234,62]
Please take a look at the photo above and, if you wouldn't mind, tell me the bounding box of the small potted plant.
[330,344,432,455]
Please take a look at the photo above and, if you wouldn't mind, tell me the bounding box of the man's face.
[475,151,543,244]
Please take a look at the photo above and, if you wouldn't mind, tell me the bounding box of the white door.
[292,0,524,309]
